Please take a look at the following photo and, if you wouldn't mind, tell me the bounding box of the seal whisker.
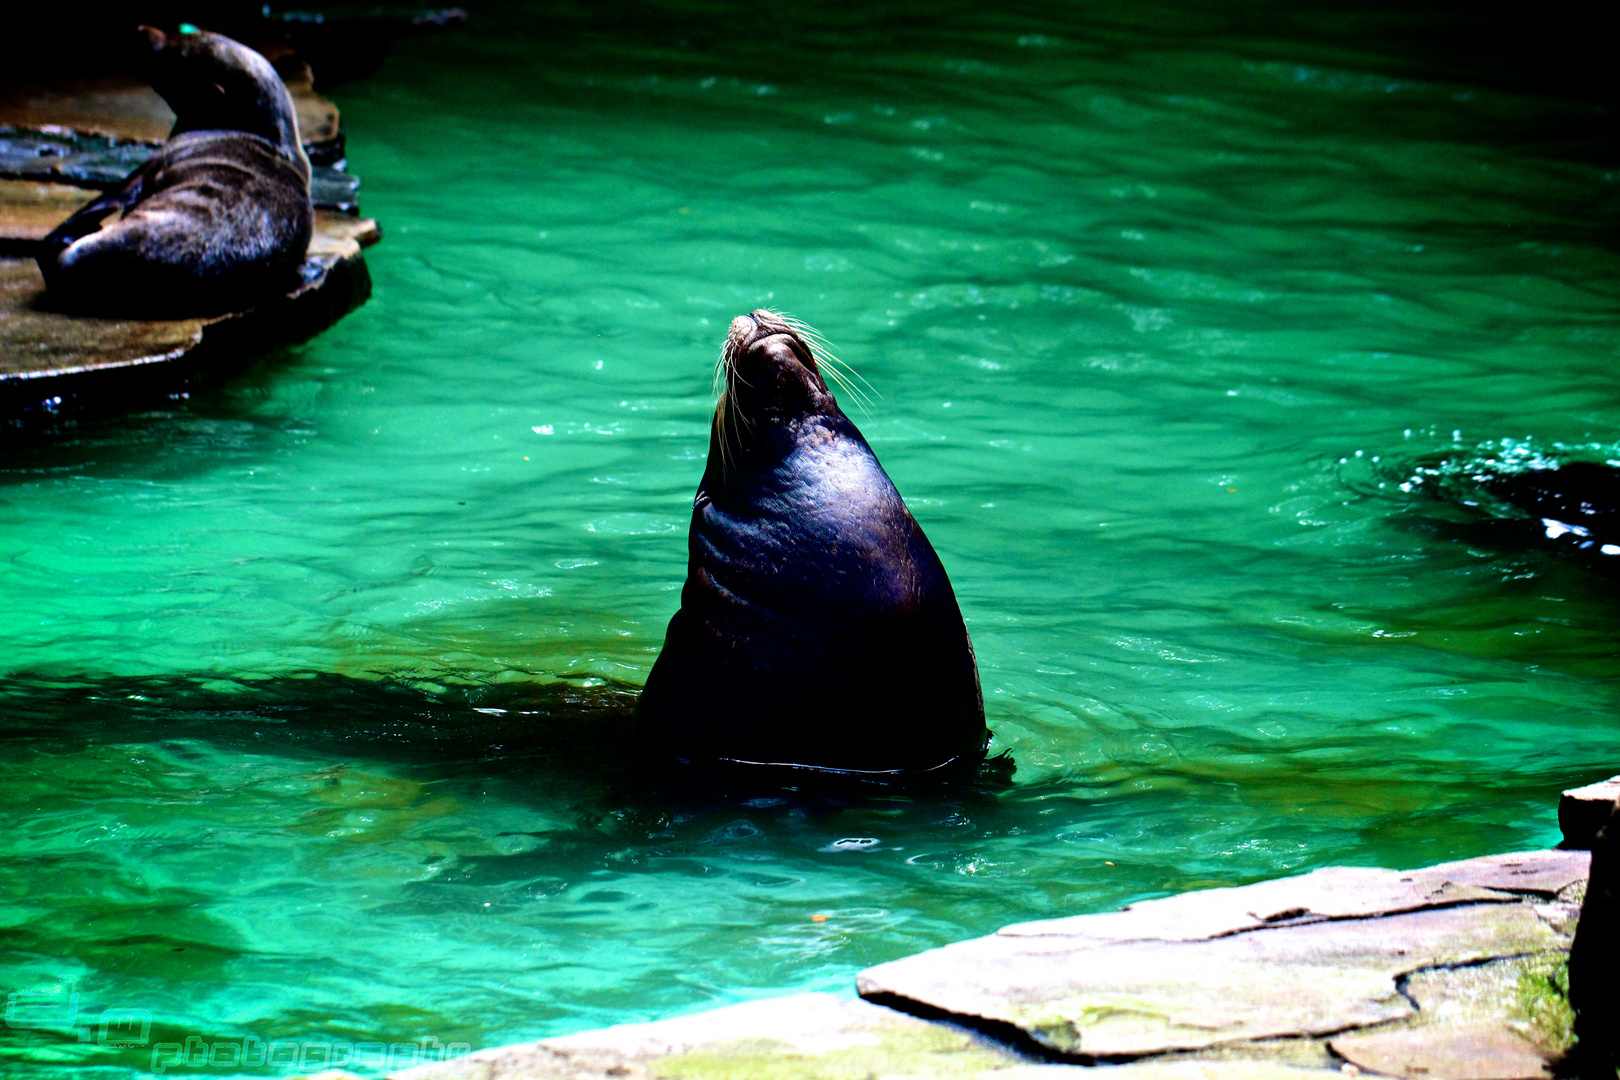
[774,312,877,415]
[714,338,759,483]
[820,366,864,413]
[816,352,879,407]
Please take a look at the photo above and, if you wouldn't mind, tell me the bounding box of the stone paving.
[287,775,1620,1080]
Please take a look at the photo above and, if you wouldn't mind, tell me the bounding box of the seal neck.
[143,28,311,181]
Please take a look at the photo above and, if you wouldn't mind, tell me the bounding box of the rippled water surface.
[5,1,1618,1074]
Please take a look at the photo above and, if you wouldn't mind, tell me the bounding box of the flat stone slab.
[1069,1067,1343,1080]
[0,72,338,152]
[375,995,1347,1079]
[857,850,1587,1062]
[991,851,1576,947]
[1558,775,1619,849]
[290,851,1584,1080]
[389,992,1032,1079]
[0,179,104,246]
[1330,1025,1551,1080]
[0,32,378,410]
[0,211,377,394]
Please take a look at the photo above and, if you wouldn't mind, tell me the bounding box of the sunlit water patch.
[3,0,1618,1075]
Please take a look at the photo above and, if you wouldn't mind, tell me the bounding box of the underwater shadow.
[0,668,1018,844]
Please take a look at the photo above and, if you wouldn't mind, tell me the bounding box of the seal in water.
[37,26,313,317]
[637,311,987,775]
[1478,461,1620,555]
[1407,456,1620,572]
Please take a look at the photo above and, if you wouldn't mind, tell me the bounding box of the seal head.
[637,311,987,775]
[36,27,313,317]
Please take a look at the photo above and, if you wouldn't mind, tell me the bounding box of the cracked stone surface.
[1329,1026,1550,1080]
[857,850,1587,1062]
[374,995,1350,1080]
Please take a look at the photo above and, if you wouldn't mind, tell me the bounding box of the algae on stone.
[1514,956,1573,1054]
[655,1024,1021,1080]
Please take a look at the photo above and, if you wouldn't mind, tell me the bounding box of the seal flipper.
[38,169,147,269]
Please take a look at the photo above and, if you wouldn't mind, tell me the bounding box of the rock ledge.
[343,848,1585,1080]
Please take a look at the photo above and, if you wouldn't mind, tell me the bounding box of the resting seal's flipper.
[39,170,147,255]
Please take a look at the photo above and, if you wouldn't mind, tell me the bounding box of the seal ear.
[135,25,169,54]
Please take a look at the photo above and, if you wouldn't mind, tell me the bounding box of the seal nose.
[728,314,757,344]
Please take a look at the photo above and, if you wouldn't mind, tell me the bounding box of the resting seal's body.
[38,27,313,317]
[638,311,987,775]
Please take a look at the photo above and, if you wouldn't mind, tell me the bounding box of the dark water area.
[3,0,1619,1075]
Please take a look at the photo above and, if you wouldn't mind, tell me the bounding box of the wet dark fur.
[37,27,313,318]
[1478,461,1620,550]
[637,311,987,775]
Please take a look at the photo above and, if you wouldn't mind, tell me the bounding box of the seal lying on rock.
[37,26,313,317]
[638,311,987,775]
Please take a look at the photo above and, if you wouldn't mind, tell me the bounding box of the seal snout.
[727,310,792,355]
[724,310,816,370]
[728,313,759,344]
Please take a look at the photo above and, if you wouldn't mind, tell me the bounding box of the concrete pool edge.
[311,779,1615,1080]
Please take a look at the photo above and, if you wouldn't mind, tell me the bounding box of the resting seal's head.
[135,25,309,176]
[637,310,988,777]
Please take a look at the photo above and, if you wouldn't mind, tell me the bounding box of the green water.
[5,1,1619,1074]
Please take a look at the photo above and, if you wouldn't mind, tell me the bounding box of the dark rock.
[1568,797,1619,1064]
[1559,777,1620,850]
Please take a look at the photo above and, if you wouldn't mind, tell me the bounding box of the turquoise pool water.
[4,1,1618,1074]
